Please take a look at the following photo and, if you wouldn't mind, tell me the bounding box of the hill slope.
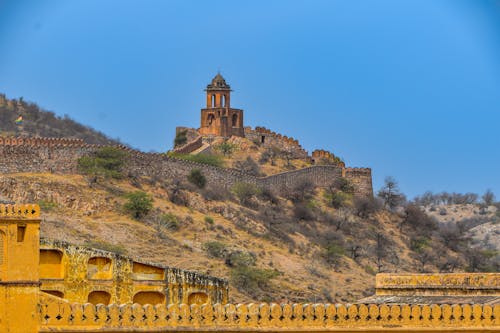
[0,94,122,145]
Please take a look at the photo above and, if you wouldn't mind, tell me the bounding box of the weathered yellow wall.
[39,239,229,306]
[38,293,500,332]
[0,204,41,333]
[376,273,500,296]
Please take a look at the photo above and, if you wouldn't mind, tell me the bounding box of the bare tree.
[377,176,405,210]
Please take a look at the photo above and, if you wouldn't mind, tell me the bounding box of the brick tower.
[199,74,244,138]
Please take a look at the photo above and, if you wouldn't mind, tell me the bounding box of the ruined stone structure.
[39,239,228,306]
[0,204,499,332]
[199,74,244,138]
[244,126,309,159]
[0,137,374,196]
[312,149,345,167]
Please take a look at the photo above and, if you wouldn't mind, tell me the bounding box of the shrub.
[187,169,206,188]
[354,197,381,218]
[174,130,187,147]
[324,243,346,265]
[123,191,153,219]
[215,141,236,156]
[230,266,279,292]
[234,156,261,176]
[232,182,259,206]
[38,200,58,211]
[293,203,315,221]
[160,213,180,230]
[204,215,214,224]
[226,251,257,267]
[203,241,227,258]
[202,185,230,201]
[326,191,352,209]
[77,146,127,180]
[335,177,355,193]
[84,240,127,255]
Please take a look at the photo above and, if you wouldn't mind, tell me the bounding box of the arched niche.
[187,292,209,305]
[87,257,112,280]
[133,291,165,305]
[39,249,64,279]
[88,291,111,305]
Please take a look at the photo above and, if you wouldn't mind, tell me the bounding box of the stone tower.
[199,74,244,138]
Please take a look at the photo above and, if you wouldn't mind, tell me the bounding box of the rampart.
[39,239,228,306]
[245,127,309,159]
[0,137,373,197]
[312,149,346,167]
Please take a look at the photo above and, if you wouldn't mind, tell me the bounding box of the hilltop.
[0,94,123,145]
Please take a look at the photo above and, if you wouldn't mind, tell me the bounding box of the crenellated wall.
[312,149,345,167]
[0,137,373,197]
[245,127,309,159]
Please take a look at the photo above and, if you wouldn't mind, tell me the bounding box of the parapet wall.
[312,149,345,167]
[0,137,373,197]
[376,273,500,296]
[245,127,309,159]
[38,294,500,332]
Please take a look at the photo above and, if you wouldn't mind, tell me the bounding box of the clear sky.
[0,0,499,198]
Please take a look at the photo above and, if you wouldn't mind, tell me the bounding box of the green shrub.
[124,191,153,219]
[38,200,58,211]
[230,266,279,291]
[188,169,206,188]
[174,130,187,147]
[203,241,226,258]
[232,182,259,206]
[215,142,236,156]
[226,251,256,267]
[77,147,127,180]
[204,215,214,224]
[160,213,180,230]
[325,191,352,208]
[324,243,346,265]
[170,153,224,167]
[364,265,377,275]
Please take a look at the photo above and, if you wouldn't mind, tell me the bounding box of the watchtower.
[199,73,244,138]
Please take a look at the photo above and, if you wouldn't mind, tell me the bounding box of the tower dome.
[206,73,231,91]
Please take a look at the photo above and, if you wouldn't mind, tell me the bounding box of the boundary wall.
[0,137,373,196]
[38,294,500,332]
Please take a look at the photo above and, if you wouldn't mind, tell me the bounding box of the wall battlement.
[0,136,373,197]
[245,127,308,159]
[0,203,40,218]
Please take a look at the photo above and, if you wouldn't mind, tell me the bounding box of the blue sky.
[0,0,499,198]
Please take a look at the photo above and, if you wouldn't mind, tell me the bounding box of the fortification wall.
[343,168,373,197]
[0,137,372,197]
[245,126,309,159]
[312,149,345,167]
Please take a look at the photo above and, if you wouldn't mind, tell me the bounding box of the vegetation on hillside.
[0,94,124,145]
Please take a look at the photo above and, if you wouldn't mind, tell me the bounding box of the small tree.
[377,176,405,210]
[187,169,206,188]
[174,130,187,147]
[124,191,153,219]
[232,182,259,206]
[77,147,127,183]
[216,141,236,157]
[482,189,495,206]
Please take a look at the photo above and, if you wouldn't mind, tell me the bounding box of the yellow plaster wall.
[38,293,500,332]
[376,273,500,296]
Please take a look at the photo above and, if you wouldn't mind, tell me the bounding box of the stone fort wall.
[0,137,373,196]
[244,127,309,159]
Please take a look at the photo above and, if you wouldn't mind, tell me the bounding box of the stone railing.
[0,204,40,219]
[38,293,500,332]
